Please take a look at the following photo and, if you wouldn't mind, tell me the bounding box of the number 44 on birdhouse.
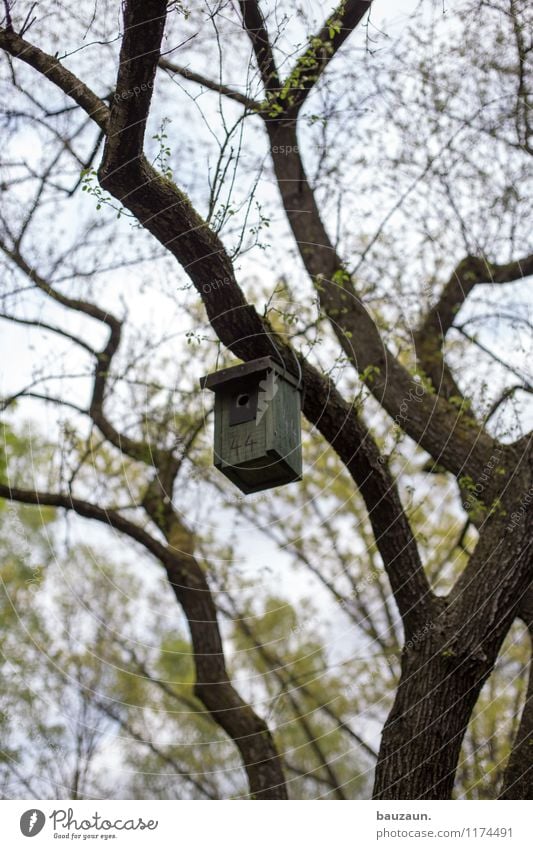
[200,357,303,494]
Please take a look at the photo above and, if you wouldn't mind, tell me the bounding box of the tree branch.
[94,698,217,799]
[0,311,96,356]
[115,1,497,488]
[221,596,379,762]
[0,477,287,798]
[275,0,372,115]
[1,390,87,417]
[158,58,261,111]
[0,26,109,130]
[234,18,500,479]
[2,0,434,638]
[237,0,280,93]
[0,240,172,469]
[414,254,533,400]
[0,482,172,560]
[485,384,533,423]
[454,326,532,390]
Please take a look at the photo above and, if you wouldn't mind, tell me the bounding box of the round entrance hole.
[236,393,250,407]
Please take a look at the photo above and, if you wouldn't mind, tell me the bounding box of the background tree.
[0,0,531,799]
[1,441,527,799]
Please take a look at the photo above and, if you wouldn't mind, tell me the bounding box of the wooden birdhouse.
[200,356,302,494]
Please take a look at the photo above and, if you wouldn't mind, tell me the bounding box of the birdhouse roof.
[200,356,301,393]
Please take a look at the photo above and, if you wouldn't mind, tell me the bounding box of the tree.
[0,0,531,799]
[2,461,525,799]
[0,488,376,800]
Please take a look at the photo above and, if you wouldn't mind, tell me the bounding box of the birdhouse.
[200,356,302,494]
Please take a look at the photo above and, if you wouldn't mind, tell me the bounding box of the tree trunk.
[500,589,533,799]
[372,631,491,799]
[499,636,533,799]
[374,502,532,800]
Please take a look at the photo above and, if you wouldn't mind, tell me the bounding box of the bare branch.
[454,326,532,389]
[0,482,171,561]
[0,241,172,469]
[0,475,288,798]
[1,1,13,32]
[94,699,217,800]
[414,254,533,393]
[220,596,379,762]
[1,391,87,417]
[158,58,261,111]
[485,384,533,423]
[0,26,109,130]
[237,0,280,93]
[0,311,96,356]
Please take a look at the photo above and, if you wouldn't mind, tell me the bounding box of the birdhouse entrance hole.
[229,388,258,426]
